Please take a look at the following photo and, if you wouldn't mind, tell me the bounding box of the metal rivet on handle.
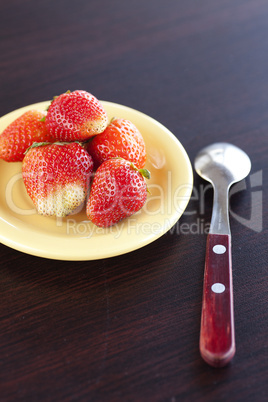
[213,245,226,254]
[211,283,226,293]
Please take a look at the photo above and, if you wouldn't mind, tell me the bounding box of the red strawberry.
[86,158,150,227]
[87,118,146,169]
[0,110,54,162]
[45,90,108,141]
[22,142,93,217]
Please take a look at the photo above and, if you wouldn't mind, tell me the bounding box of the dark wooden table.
[0,1,267,401]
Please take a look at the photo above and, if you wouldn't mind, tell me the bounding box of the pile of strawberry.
[0,90,150,227]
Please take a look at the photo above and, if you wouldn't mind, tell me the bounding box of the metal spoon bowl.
[194,142,251,367]
[195,142,251,183]
[195,143,251,235]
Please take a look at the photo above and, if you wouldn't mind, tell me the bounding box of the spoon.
[194,142,251,367]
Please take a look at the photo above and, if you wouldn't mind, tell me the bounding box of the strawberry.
[87,118,146,169]
[22,142,93,217]
[45,90,108,141]
[86,158,150,227]
[0,110,54,162]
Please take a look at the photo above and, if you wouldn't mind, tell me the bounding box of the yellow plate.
[0,101,193,260]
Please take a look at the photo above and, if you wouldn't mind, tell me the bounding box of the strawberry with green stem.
[45,90,108,141]
[22,142,93,217]
[87,117,146,169]
[86,158,150,227]
[0,110,54,162]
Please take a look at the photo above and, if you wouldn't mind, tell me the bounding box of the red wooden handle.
[200,234,235,367]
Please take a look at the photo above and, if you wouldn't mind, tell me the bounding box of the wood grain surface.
[0,0,267,401]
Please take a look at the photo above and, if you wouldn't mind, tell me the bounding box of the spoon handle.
[199,233,236,367]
